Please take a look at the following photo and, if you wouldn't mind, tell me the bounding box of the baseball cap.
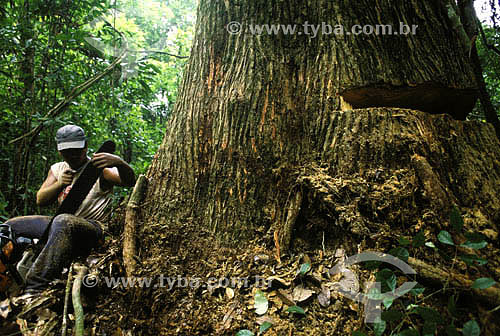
[55,125,86,151]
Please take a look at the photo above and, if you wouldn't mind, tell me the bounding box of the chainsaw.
[0,140,116,295]
[0,225,33,293]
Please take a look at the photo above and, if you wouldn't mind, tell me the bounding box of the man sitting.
[5,125,135,293]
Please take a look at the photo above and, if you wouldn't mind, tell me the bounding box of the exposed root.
[72,265,88,336]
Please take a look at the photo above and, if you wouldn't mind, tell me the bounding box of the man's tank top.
[51,160,113,221]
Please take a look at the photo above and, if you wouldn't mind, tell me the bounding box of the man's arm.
[91,153,136,187]
[36,169,75,206]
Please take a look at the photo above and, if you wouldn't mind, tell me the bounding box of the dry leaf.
[0,298,11,318]
[276,289,295,306]
[256,316,274,325]
[292,285,314,302]
[226,287,235,299]
[317,285,331,307]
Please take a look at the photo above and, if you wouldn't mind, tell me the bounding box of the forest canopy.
[0,0,196,218]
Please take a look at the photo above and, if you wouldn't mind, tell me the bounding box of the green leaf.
[459,254,488,266]
[373,320,386,336]
[449,206,464,232]
[412,231,426,248]
[287,306,305,315]
[409,284,425,296]
[298,263,311,275]
[381,309,403,322]
[423,322,437,336]
[376,269,397,292]
[367,286,384,301]
[415,306,443,324]
[389,247,409,262]
[462,320,480,336]
[395,329,419,336]
[472,278,496,289]
[445,324,460,336]
[363,260,382,270]
[352,331,367,336]
[425,242,436,249]
[438,230,455,245]
[138,79,153,93]
[382,297,394,309]
[399,236,411,246]
[147,63,161,74]
[259,322,272,334]
[254,290,268,315]
[236,330,254,336]
[461,233,488,249]
[460,240,487,250]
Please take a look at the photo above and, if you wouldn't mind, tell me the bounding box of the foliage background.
[0,0,197,219]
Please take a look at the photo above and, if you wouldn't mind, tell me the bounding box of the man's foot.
[11,289,43,306]
[12,288,57,318]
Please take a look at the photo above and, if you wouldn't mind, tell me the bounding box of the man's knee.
[53,214,75,224]
[51,214,77,232]
[51,214,95,235]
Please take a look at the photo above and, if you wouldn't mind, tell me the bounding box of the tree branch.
[9,37,127,145]
[127,49,189,59]
[478,22,500,56]
[61,263,73,336]
[408,257,500,306]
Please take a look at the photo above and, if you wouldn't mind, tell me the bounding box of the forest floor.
[2,199,500,336]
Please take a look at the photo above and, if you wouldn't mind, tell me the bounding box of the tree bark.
[142,0,487,252]
[124,174,148,277]
[126,0,500,333]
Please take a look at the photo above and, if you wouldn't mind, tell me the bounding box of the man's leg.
[4,215,52,240]
[21,214,102,290]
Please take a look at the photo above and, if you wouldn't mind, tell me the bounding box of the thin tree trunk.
[457,0,500,138]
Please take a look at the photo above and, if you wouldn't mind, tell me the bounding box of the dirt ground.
[3,166,500,336]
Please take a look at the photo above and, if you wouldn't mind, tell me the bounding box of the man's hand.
[91,153,124,169]
[92,153,136,187]
[58,169,76,187]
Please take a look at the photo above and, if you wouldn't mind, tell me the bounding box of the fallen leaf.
[318,286,331,307]
[292,285,314,302]
[256,316,274,325]
[287,305,306,315]
[254,290,268,315]
[0,298,11,318]
[276,289,295,306]
[226,287,235,299]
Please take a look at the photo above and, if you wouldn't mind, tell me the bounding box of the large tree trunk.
[142,0,484,247]
[126,0,500,334]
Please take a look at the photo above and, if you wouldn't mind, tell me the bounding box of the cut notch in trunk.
[340,83,477,120]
